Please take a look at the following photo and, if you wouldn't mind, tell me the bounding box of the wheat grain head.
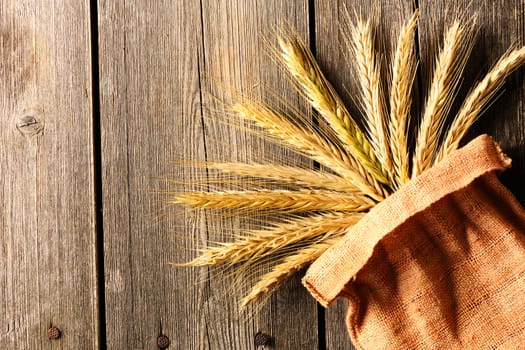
[275,34,391,193]
[345,15,392,181]
[412,19,476,176]
[171,189,374,212]
[206,162,361,193]
[389,10,419,187]
[241,235,343,307]
[437,45,525,162]
[180,212,362,268]
[231,98,385,200]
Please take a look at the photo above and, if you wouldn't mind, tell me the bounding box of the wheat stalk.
[241,235,342,307]
[276,34,390,193]
[172,189,374,212]
[412,20,475,176]
[180,212,363,267]
[346,17,392,180]
[207,162,361,193]
[232,99,385,200]
[436,45,525,162]
[389,10,419,187]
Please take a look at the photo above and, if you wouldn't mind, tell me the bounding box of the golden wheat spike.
[276,34,391,193]
[436,45,525,163]
[206,162,361,193]
[346,16,392,181]
[171,189,374,212]
[412,19,476,177]
[389,10,419,187]
[232,99,385,200]
[179,212,363,267]
[241,235,343,307]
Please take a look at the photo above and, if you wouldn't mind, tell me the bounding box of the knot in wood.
[157,334,170,349]
[47,326,61,340]
[254,332,272,346]
[16,115,44,136]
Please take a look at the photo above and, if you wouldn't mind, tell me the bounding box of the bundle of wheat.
[171,9,525,308]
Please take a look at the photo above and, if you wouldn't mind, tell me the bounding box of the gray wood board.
[99,0,318,348]
[199,1,318,349]
[98,1,207,348]
[0,1,99,349]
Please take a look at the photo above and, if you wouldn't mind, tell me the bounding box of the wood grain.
[0,1,99,349]
[99,0,317,349]
[97,1,208,348]
[198,1,318,349]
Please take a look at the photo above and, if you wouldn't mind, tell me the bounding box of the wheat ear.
[412,20,475,176]
[436,45,525,162]
[232,99,384,200]
[207,162,361,193]
[241,236,342,307]
[389,10,419,187]
[346,17,392,180]
[276,35,390,193]
[179,212,362,267]
[172,189,374,212]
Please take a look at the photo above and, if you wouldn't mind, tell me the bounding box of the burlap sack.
[303,135,525,349]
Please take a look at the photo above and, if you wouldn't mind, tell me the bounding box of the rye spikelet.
[389,10,419,187]
[241,236,342,308]
[436,45,525,162]
[181,212,363,267]
[172,189,374,212]
[412,20,476,176]
[206,162,361,193]
[232,99,385,200]
[276,34,390,193]
[346,17,392,180]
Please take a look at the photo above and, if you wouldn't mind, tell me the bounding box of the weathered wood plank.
[98,1,209,349]
[0,1,99,349]
[100,1,316,348]
[198,1,318,349]
[313,1,415,348]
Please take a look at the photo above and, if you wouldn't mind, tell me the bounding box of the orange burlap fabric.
[303,135,525,349]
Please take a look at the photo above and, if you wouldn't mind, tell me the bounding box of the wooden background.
[2,0,524,349]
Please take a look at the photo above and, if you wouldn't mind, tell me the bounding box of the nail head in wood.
[47,326,61,340]
[157,334,170,349]
[254,331,272,346]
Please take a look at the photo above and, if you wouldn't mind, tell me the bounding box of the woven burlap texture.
[303,134,525,349]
